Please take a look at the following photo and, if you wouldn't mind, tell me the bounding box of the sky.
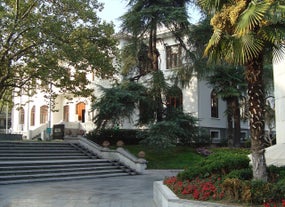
[98,0,128,32]
[97,0,201,32]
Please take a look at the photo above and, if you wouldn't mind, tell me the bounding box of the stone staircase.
[0,141,136,184]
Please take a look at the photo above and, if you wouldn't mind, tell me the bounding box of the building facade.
[11,30,251,142]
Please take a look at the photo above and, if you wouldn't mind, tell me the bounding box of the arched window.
[19,107,25,125]
[30,106,35,126]
[40,105,48,124]
[166,86,183,114]
[63,105,69,122]
[76,102,86,122]
[166,44,182,69]
[211,90,219,118]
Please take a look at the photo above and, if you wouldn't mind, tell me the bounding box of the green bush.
[250,180,276,204]
[140,111,200,149]
[86,129,145,145]
[225,168,253,180]
[275,178,285,199]
[178,150,250,180]
[267,165,285,182]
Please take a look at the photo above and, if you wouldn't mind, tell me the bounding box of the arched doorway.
[76,102,86,123]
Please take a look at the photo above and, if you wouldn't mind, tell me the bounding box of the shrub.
[250,180,276,204]
[222,178,244,201]
[225,168,253,180]
[86,128,144,145]
[267,165,285,182]
[178,150,250,180]
[140,111,200,149]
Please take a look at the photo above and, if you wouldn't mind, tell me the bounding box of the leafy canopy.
[0,0,118,100]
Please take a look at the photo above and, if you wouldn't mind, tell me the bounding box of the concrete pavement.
[0,170,180,207]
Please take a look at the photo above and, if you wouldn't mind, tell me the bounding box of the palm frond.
[204,29,222,57]
[236,1,270,35]
[273,43,285,64]
[239,33,264,64]
[197,0,231,12]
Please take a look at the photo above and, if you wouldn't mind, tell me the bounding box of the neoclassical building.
[11,29,251,141]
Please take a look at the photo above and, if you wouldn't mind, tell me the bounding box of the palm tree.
[197,0,285,181]
[120,0,192,122]
[207,65,246,148]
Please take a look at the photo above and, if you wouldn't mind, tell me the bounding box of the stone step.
[0,172,130,185]
[0,149,80,153]
[0,159,110,166]
[0,169,128,180]
[0,165,125,175]
[0,162,114,171]
[0,155,90,161]
[0,141,136,184]
[0,152,84,156]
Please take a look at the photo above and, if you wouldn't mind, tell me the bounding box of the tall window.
[76,102,86,122]
[63,105,69,122]
[30,106,35,126]
[40,105,48,124]
[19,107,25,125]
[211,90,219,118]
[166,45,182,69]
[166,86,183,114]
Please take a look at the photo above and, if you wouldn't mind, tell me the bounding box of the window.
[30,106,35,126]
[76,102,86,122]
[166,45,182,69]
[19,107,25,125]
[166,86,183,114]
[63,105,69,122]
[240,97,248,120]
[40,105,48,124]
[240,131,248,142]
[211,90,219,118]
[210,130,220,143]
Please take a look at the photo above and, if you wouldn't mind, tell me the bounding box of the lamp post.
[47,82,52,140]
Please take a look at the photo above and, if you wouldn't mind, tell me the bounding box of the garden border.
[153,181,239,207]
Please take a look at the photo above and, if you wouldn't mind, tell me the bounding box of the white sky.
[98,0,201,32]
[98,0,128,32]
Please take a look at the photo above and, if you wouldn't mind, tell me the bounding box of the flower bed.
[164,175,285,206]
[164,149,285,207]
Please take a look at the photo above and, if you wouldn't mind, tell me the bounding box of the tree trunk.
[233,96,241,147]
[149,23,163,122]
[246,56,267,181]
[226,99,234,147]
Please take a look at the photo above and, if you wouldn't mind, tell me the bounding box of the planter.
[153,181,239,207]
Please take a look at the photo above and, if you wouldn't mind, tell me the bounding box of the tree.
[0,0,118,100]
[92,81,152,129]
[207,65,246,147]
[197,0,285,181]
[120,0,192,122]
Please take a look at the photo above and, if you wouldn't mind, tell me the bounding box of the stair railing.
[65,136,147,174]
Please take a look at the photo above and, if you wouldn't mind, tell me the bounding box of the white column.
[273,53,285,144]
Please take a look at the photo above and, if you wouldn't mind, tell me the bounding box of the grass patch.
[124,145,204,169]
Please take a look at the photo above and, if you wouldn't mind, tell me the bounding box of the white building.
[11,30,251,142]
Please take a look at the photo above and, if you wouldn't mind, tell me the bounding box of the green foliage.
[250,180,276,204]
[92,81,149,129]
[225,168,253,180]
[86,129,144,145]
[276,178,285,199]
[140,121,180,149]
[0,0,118,100]
[178,150,250,180]
[140,111,199,149]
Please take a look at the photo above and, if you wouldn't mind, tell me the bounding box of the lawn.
[124,145,204,169]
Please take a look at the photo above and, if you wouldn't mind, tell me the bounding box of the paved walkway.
[0,170,180,207]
